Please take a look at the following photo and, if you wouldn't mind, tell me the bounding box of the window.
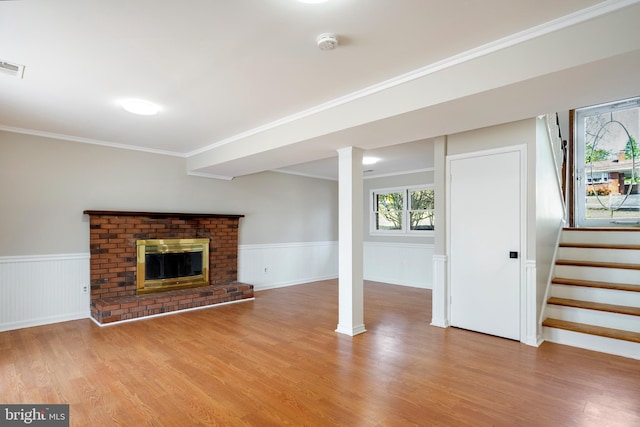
[586,172,609,184]
[371,186,434,234]
[575,96,640,226]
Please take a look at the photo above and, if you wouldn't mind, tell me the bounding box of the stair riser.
[562,230,640,246]
[545,305,640,333]
[550,284,640,307]
[554,264,640,285]
[558,247,640,264]
[542,327,640,360]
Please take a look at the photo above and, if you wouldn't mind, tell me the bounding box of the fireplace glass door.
[137,238,209,294]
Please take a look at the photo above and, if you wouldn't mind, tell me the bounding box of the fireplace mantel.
[83,210,244,219]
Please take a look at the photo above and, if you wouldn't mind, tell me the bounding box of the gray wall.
[0,131,338,256]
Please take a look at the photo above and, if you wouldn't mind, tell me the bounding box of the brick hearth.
[83,210,254,324]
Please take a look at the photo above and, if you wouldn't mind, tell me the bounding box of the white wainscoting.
[0,253,91,332]
[0,241,433,331]
[364,242,434,289]
[238,241,339,291]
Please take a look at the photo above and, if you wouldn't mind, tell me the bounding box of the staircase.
[542,227,640,360]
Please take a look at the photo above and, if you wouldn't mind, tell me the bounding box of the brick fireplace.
[84,210,254,324]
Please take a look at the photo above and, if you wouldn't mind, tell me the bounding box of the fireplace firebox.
[137,238,210,294]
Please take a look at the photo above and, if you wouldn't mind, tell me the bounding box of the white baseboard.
[1,312,90,332]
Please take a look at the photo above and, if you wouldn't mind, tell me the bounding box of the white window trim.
[369,184,434,236]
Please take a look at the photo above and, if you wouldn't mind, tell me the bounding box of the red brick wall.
[87,213,241,305]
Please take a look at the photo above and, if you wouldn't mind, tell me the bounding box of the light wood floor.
[1,280,639,426]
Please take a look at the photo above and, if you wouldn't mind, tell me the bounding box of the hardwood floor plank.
[1,279,639,426]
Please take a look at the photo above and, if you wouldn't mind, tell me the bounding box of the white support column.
[335,146,366,336]
[431,136,449,327]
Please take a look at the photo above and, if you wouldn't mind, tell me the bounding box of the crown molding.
[0,124,185,158]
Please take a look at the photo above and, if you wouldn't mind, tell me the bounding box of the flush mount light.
[363,157,380,165]
[120,98,160,116]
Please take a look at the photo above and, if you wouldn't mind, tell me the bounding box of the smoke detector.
[316,33,338,51]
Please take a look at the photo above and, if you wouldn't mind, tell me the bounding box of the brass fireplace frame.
[136,238,210,294]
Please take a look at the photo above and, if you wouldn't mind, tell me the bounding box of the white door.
[448,147,523,340]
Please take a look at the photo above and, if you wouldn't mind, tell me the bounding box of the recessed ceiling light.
[363,157,380,165]
[120,98,161,116]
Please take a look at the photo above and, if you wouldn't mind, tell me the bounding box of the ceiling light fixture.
[362,157,379,165]
[120,98,161,116]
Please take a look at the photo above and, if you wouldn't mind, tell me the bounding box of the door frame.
[445,144,527,342]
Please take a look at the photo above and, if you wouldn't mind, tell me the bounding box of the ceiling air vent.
[0,60,25,79]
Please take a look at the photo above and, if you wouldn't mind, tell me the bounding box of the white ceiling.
[1,0,640,180]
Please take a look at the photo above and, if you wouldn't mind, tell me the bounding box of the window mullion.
[404,189,409,233]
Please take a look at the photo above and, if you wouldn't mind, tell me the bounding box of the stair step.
[545,304,640,333]
[557,246,640,264]
[542,318,640,343]
[552,277,640,292]
[555,259,640,270]
[561,227,640,245]
[559,242,640,250]
[550,281,640,306]
[547,297,640,316]
[563,227,640,231]
[554,264,640,284]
